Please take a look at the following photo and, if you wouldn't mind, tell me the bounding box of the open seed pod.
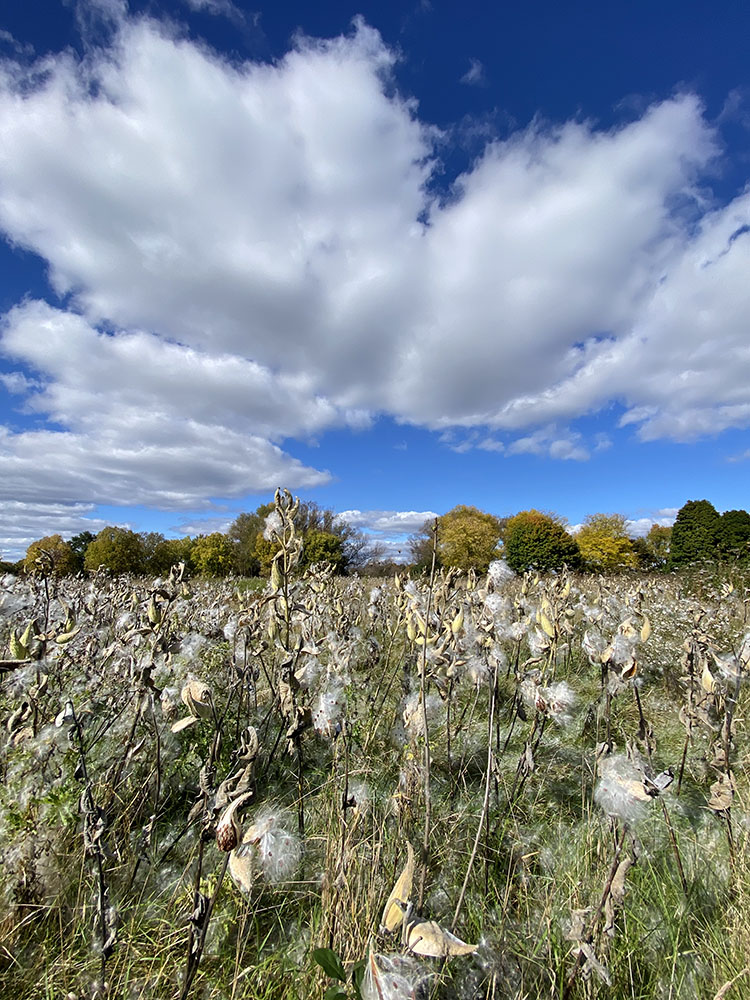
[181,680,213,718]
[405,920,477,958]
[216,791,254,852]
[380,842,415,933]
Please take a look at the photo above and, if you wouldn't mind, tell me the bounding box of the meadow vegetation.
[1,490,750,999]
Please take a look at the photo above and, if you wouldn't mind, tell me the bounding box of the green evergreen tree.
[715,509,750,562]
[668,500,720,568]
[69,531,96,571]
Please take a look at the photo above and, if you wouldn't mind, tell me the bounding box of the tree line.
[5,497,749,579]
[10,500,370,579]
[408,499,750,574]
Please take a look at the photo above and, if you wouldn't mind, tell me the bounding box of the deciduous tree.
[436,505,503,573]
[24,534,77,576]
[576,513,638,571]
[632,524,672,569]
[190,533,234,577]
[300,529,345,572]
[504,510,581,573]
[84,527,145,574]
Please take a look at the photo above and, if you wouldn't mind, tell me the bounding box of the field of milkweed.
[1,499,750,999]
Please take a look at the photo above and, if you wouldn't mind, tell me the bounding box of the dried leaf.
[564,908,591,942]
[708,772,734,812]
[575,942,611,985]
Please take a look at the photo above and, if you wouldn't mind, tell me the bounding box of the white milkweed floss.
[228,806,301,892]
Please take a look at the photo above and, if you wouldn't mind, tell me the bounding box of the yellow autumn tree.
[576,513,637,571]
[24,534,77,576]
[436,505,503,573]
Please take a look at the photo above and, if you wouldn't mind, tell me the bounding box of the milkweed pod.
[147,595,162,625]
[20,620,36,647]
[701,662,717,694]
[270,557,282,593]
[181,680,213,718]
[620,659,638,681]
[539,613,555,639]
[640,616,651,642]
[55,626,81,645]
[451,607,464,635]
[216,791,254,852]
[406,616,417,642]
[170,714,199,733]
[405,920,478,957]
[228,847,255,893]
[381,842,415,933]
[414,634,436,646]
[9,629,29,660]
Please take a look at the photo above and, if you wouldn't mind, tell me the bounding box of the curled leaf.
[708,772,734,812]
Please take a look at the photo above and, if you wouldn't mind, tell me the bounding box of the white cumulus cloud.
[0,12,748,532]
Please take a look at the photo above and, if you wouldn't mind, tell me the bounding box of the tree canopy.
[715,509,750,562]
[503,510,581,573]
[436,505,503,573]
[669,500,721,568]
[191,533,234,577]
[631,524,671,569]
[576,513,638,572]
[84,527,145,574]
[24,534,77,577]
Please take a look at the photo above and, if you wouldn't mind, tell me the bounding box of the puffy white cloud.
[625,512,677,538]
[0,500,110,561]
[337,509,438,560]
[505,426,590,462]
[0,11,748,527]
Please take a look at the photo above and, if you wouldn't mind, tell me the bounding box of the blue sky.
[1,0,749,560]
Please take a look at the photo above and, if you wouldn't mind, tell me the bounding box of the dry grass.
[1,548,749,999]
